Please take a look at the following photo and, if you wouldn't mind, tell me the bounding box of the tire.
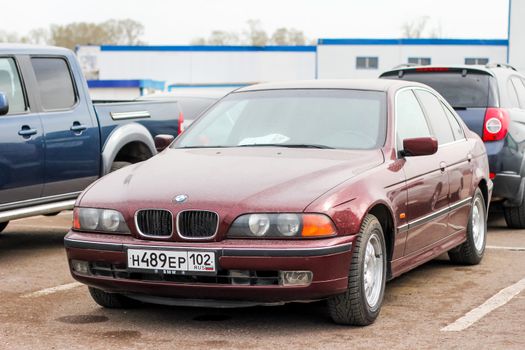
[88,287,140,309]
[110,161,132,172]
[0,221,8,233]
[448,188,486,265]
[503,195,525,229]
[328,214,387,326]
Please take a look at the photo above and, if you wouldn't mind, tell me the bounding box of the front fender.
[101,123,156,175]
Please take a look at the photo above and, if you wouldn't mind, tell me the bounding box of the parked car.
[64,79,491,326]
[138,87,238,128]
[380,64,525,228]
[0,44,182,233]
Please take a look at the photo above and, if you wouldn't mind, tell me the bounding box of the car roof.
[235,79,425,92]
[0,43,72,55]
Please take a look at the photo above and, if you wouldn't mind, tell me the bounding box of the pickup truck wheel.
[449,189,486,265]
[0,221,8,233]
[503,197,525,229]
[88,287,140,309]
[110,161,132,172]
[327,214,386,326]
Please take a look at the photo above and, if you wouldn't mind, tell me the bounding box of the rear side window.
[415,90,455,144]
[396,90,431,143]
[0,58,26,114]
[510,77,525,108]
[31,58,76,110]
[382,71,493,108]
[506,79,520,108]
[441,102,465,140]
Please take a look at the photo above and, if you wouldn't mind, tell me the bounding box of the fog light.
[279,271,313,286]
[229,270,250,285]
[71,260,90,275]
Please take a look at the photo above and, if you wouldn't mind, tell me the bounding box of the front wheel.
[328,214,387,326]
[448,189,486,265]
[0,221,8,234]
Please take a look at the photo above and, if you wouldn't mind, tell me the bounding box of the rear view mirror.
[0,92,8,116]
[154,134,175,152]
[402,137,438,157]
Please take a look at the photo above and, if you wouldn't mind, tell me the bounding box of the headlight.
[73,207,130,234]
[227,213,336,238]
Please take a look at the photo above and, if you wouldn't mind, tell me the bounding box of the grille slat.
[178,211,218,239]
[136,209,173,237]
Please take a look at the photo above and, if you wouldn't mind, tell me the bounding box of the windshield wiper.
[237,143,334,149]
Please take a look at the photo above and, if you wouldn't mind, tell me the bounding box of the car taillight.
[415,67,449,72]
[178,111,184,135]
[482,108,509,142]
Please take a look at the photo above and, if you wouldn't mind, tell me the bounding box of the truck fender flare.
[101,123,157,175]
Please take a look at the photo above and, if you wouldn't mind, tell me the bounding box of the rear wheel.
[449,189,486,265]
[88,287,140,309]
[327,214,387,326]
[0,221,8,233]
[503,193,525,228]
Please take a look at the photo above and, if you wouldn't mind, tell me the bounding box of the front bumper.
[64,231,354,304]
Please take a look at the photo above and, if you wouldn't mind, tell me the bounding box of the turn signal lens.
[301,214,337,237]
[72,207,81,230]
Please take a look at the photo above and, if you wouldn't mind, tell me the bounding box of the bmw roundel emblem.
[174,194,188,203]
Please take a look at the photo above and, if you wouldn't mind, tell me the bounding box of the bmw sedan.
[64,79,491,326]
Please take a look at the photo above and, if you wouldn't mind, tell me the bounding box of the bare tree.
[102,19,145,45]
[243,19,268,46]
[271,27,306,45]
[0,30,21,43]
[401,16,443,39]
[193,20,308,46]
[49,19,145,49]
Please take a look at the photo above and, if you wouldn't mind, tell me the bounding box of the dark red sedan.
[65,80,492,326]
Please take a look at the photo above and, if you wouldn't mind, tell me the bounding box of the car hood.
[80,147,384,214]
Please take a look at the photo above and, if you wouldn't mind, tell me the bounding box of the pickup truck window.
[31,57,76,110]
[0,58,26,114]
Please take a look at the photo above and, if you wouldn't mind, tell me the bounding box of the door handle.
[18,126,37,138]
[439,161,447,172]
[467,153,472,162]
[70,122,87,134]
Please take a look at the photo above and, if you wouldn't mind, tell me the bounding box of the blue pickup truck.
[0,44,182,233]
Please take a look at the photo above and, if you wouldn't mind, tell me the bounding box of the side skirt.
[389,229,467,279]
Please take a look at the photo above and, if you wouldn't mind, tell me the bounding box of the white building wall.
[317,43,508,79]
[509,0,525,72]
[77,46,317,85]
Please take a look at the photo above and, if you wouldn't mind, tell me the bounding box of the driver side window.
[396,89,431,146]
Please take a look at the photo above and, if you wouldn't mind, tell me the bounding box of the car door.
[29,56,100,197]
[414,89,474,237]
[0,56,45,205]
[396,89,449,255]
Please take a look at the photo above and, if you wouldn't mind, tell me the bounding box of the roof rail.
[392,63,419,69]
[485,63,517,71]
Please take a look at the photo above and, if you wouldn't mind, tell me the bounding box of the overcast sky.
[3,0,510,44]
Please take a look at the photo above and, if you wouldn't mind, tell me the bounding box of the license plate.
[127,249,216,275]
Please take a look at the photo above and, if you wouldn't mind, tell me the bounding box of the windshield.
[174,89,387,150]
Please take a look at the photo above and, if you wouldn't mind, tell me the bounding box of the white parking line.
[21,282,83,298]
[486,245,525,251]
[441,277,525,332]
